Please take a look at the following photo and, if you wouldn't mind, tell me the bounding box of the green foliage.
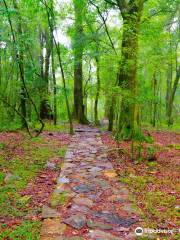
[0,172,5,185]
[58,147,67,158]
[0,221,41,240]
[145,191,176,220]
[51,191,69,207]
[147,145,156,157]
[0,138,55,217]
[120,174,155,192]
[0,143,5,149]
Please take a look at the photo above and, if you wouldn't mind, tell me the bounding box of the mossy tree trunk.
[73,0,88,124]
[116,0,144,140]
[39,32,52,120]
[94,52,101,125]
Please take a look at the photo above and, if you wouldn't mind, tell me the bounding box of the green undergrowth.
[35,121,69,132]
[0,141,53,217]
[0,122,22,132]
[143,122,180,132]
[0,130,68,239]
[58,147,67,157]
[120,173,179,229]
[51,191,70,207]
[0,221,41,240]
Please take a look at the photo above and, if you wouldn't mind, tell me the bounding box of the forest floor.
[0,124,179,239]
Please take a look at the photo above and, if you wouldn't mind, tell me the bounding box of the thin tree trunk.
[13,0,27,128]
[40,31,52,120]
[108,96,116,131]
[152,72,157,127]
[167,66,180,125]
[51,37,57,125]
[44,33,51,93]
[39,31,44,83]
[94,55,100,125]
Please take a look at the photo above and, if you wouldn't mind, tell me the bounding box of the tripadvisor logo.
[135,227,144,236]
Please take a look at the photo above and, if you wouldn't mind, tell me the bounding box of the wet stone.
[63,163,76,169]
[94,179,110,189]
[73,184,94,193]
[87,230,121,240]
[45,162,56,170]
[42,206,60,219]
[63,214,86,229]
[57,177,70,184]
[93,211,138,227]
[65,151,74,159]
[89,167,103,173]
[87,220,113,230]
[41,219,66,236]
[73,197,93,207]
[103,170,118,178]
[70,204,90,214]
[67,237,84,240]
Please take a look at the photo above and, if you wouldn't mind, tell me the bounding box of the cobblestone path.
[40,126,140,240]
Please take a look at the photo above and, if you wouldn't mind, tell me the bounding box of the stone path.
[40,126,140,240]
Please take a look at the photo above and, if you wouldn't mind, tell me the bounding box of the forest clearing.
[0,0,180,239]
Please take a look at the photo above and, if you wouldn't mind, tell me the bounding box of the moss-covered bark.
[116,0,144,139]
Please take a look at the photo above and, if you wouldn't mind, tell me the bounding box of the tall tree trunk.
[116,1,144,139]
[166,66,172,118]
[94,54,100,125]
[51,37,57,125]
[44,32,51,93]
[166,33,180,126]
[167,66,180,126]
[13,0,27,128]
[108,97,115,131]
[39,31,44,83]
[0,53,2,86]
[40,32,52,120]
[152,72,157,127]
[73,0,88,124]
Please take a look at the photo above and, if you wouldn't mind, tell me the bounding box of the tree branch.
[89,0,117,55]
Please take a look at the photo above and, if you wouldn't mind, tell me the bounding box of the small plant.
[51,191,69,207]
[0,220,41,240]
[175,145,180,150]
[0,143,5,149]
[58,147,67,157]
[131,140,144,162]
[0,172,5,185]
[147,146,157,162]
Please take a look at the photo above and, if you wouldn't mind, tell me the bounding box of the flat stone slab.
[93,211,138,227]
[41,219,66,236]
[57,177,70,184]
[87,219,113,230]
[63,214,86,229]
[87,230,121,240]
[73,197,93,207]
[89,167,103,173]
[70,204,90,214]
[42,206,60,219]
[103,170,118,178]
[73,184,94,193]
